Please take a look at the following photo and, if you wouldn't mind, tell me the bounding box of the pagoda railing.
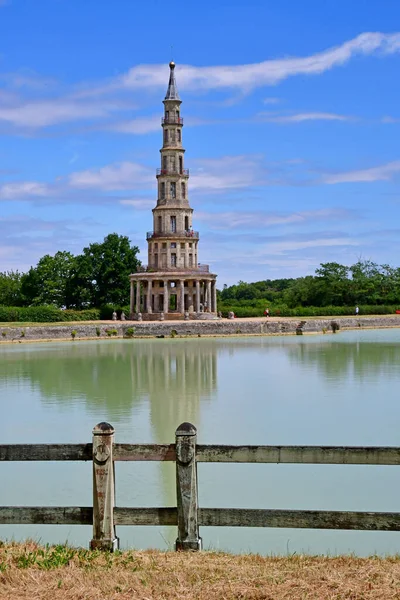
[156,168,189,176]
[137,264,210,273]
[147,231,199,240]
[162,116,183,125]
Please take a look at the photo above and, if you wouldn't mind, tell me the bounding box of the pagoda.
[129,62,218,320]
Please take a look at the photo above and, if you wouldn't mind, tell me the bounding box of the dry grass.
[0,542,399,599]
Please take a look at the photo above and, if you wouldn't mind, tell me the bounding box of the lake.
[1,329,400,555]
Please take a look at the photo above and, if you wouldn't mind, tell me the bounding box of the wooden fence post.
[175,422,201,551]
[90,422,119,551]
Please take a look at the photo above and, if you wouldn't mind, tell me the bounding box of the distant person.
[264,308,270,318]
[355,306,359,316]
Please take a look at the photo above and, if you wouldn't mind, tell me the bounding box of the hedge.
[218,304,400,318]
[0,306,100,323]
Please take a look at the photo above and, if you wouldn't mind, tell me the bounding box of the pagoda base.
[130,311,219,322]
[129,271,218,318]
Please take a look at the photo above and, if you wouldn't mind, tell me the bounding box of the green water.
[1,329,400,555]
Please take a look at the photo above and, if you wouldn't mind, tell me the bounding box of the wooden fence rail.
[1,422,400,551]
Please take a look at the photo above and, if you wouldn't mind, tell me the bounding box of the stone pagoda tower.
[129,62,217,320]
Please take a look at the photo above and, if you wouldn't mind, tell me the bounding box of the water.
[1,329,400,555]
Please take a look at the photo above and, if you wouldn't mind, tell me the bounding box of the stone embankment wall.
[1,316,400,343]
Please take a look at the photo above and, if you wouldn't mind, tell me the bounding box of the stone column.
[129,280,134,316]
[179,280,185,313]
[188,281,194,313]
[163,280,169,314]
[206,281,212,312]
[147,280,153,314]
[212,281,217,313]
[154,287,159,313]
[135,280,141,313]
[167,244,171,269]
[195,280,200,313]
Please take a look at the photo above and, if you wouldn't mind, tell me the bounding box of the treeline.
[0,233,140,310]
[2,250,400,321]
[218,261,400,317]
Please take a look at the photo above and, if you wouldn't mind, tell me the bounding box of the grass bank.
[0,542,399,599]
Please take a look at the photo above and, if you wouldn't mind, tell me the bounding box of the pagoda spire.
[164,61,180,101]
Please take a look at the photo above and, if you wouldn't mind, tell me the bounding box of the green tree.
[283,276,321,307]
[21,251,76,307]
[315,262,351,306]
[66,233,140,308]
[0,270,25,306]
[349,260,382,304]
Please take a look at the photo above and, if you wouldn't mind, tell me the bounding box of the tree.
[349,260,382,304]
[66,233,141,308]
[315,262,351,306]
[0,270,25,306]
[21,251,76,307]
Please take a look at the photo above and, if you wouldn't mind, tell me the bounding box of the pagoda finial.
[165,61,180,101]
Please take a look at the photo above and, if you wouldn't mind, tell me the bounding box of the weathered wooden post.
[90,422,119,551]
[175,422,201,551]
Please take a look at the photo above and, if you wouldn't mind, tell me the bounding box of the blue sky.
[1,0,400,285]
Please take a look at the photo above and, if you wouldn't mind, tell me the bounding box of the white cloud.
[118,32,400,93]
[196,208,353,230]
[260,112,352,123]
[381,116,400,123]
[0,181,53,200]
[323,160,400,184]
[120,198,154,209]
[191,155,265,191]
[1,31,399,132]
[107,116,160,134]
[0,99,124,128]
[263,97,280,105]
[68,161,153,190]
[259,237,359,254]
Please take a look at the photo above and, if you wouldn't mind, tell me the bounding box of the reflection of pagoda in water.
[128,340,217,440]
[0,341,217,439]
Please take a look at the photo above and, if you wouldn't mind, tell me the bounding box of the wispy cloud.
[196,208,354,230]
[259,111,353,123]
[117,32,400,93]
[0,99,129,128]
[381,116,400,124]
[0,215,103,271]
[105,116,160,134]
[323,160,400,184]
[263,97,280,105]
[68,161,153,190]
[190,155,266,191]
[0,181,54,200]
[1,32,399,132]
[120,198,154,210]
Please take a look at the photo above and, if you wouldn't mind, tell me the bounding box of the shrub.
[20,330,25,337]
[95,327,101,337]
[1,331,6,337]
[105,329,118,337]
[60,309,100,321]
[71,330,77,339]
[170,329,177,338]
[124,327,135,338]
[0,306,101,323]
[331,321,340,333]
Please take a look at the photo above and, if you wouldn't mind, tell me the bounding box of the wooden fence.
[1,421,400,551]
